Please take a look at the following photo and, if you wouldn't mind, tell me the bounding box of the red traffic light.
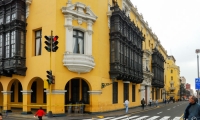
[53,36,59,41]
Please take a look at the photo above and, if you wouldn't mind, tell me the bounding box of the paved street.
[83,101,187,120]
[2,101,188,120]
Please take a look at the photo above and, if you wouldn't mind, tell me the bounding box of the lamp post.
[196,49,200,103]
[180,79,182,101]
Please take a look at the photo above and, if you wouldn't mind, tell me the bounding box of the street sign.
[195,78,200,89]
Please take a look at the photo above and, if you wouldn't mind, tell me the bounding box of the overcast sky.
[130,0,200,91]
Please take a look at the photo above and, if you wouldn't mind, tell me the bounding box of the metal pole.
[180,83,181,101]
[48,30,53,117]
[197,54,200,103]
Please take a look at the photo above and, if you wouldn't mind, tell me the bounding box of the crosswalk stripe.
[111,115,129,120]
[146,116,160,120]
[122,116,139,120]
[88,115,182,120]
[173,117,181,120]
[135,116,149,120]
[160,116,171,120]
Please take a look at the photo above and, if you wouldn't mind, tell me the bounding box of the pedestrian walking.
[124,99,129,113]
[183,95,200,120]
[155,99,158,107]
[141,98,145,110]
[164,99,166,105]
[149,98,152,107]
[0,113,2,120]
[34,107,46,120]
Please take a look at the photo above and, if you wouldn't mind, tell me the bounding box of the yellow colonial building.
[164,56,180,101]
[0,0,176,116]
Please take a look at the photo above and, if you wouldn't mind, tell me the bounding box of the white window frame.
[62,2,97,56]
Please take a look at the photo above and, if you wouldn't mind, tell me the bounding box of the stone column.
[45,90,67,117]
[1,91,12,112]
[64,14,73,53]
[21,90,32,114]
[85,20,93,55]
[88,90,102,113]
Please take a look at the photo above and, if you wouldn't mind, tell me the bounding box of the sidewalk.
[5,102,183,120]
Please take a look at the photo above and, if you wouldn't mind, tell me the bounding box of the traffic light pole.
[48,30,53,117]
[45,31,58,117]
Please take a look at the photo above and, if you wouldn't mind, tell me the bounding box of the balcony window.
[6,15,10,23]
[73,30,84,54]
[0,17,3,24]
[11,13,16,20]
[11,31,16,57]
[20,32,24,57]
[5,33,10,58]
[21,15,25,21]
[111,41,115,63]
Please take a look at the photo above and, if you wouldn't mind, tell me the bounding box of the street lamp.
[196,49,200,103]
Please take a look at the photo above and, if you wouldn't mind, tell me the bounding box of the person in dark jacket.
[184,96,200,120]
[34,107,46,120]
[141,98,145,110]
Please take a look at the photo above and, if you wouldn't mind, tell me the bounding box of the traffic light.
[44,36,52,52]
[52,36,59,52]
[46,70,53,84]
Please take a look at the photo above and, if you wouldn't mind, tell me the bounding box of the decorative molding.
[64,25,73,31]
[88,90,102,95]
[61,2,97,21]
[44,90,67,94]
[62,1,97,74]
[77,17,83,25]
[21,90,33,94]
[107,3,112,28]
[122,0,132,16]
[1,91,13,94]
[26,0,32,18]
[87,30,93,35]
[63,52,95,73]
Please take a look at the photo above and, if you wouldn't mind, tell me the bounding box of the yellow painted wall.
[0,0,176,114]
[165,56,180,100]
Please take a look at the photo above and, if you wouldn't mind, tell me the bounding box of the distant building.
[165,56,180,101]
[180,76,186,88]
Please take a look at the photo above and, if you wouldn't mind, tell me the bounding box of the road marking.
[122,115,139,120]
[173,117,181,120]
[111,115,129,120]
[146,116,160,120]
[157,112,162,114]
[167,108,170,110]
[173,106,176,108]
[135,116,149,120]
[160,116,171,120]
